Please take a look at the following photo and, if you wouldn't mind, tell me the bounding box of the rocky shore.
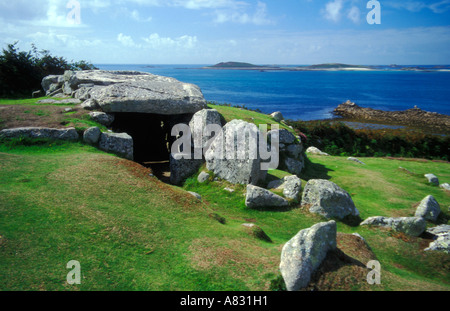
[333,100,450,134]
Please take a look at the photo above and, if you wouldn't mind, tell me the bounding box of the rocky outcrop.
[205,120,267,185]
[333,100,450,134]
[415,195,441,222]
[99,132,133,160]
[245,185,289,208]
[0,127,79,141]
[360,216,426,237]
[301,179,360,220]
[280,221,337,291]
[41,70,208,115]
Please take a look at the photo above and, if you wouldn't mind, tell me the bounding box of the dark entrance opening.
[111,112,193,183]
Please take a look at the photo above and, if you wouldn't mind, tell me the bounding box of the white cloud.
[323,0,344,22]
[142,33,198,49]
[347,6,361,24]
[117,33,140,47]
[385,1,450,13]
[214,1,274,25]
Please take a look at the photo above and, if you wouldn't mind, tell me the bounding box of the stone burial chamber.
[42,70,208,181]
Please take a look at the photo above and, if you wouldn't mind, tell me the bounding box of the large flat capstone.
[43,70,207,115]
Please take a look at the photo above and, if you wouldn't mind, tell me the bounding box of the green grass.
[1,99,449,291]
[208,103,294,133]
[0,97,72,106]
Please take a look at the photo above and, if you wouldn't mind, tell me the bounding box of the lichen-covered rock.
[360,216,426,237]
[0,127,79,141]
[415,195,441,222]
[205,120,267,185]
[301,179,359,220]
[280,221,337,291]
[98,132,133,160]
[245,185,289,208]
[282,175,302,201]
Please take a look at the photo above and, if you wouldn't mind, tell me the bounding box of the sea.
[96,64,450,122]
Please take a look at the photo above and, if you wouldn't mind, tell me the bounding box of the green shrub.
[0,42,97,97]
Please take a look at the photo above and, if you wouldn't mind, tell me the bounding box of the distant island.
[202,62,450,72]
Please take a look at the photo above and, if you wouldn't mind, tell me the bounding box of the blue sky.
[1,0,450,65]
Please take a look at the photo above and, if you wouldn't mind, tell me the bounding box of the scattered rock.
[440,183,450,191]
[83,127,101,145]
[224,187,235,193]
[89,112,115,127]
[424,174,439,186]
[282,175,302,201]
[205,120,267,185]
[347,157,366,165]
[242,223,272,242]
[426,224,450,236]
[280,221,337,291]
[245,185,289,208]
[169,154,203,186]
[424,225,450,253]
[0,127,79,141]
[197,172,210,183]
[360,216,426,237]
[306,147,329,156]
[98,132,133,160]
[37,98,81,105]
[301,179,360,220]
[270,111,284,122]
[415,195,441,222]
[188,191,202,200]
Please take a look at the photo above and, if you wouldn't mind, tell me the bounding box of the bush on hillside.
[0,42,97,97]
[288,120,449,161]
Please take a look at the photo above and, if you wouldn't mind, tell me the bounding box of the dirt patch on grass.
[0,105,87,130]
[189,237,279,290]
[304,233,377,291]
